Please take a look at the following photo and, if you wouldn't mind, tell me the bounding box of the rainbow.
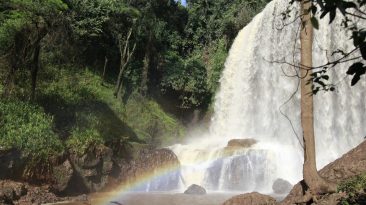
[95,162,182,205]
[95,146,251,205]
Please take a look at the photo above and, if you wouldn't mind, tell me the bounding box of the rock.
[69,144,113,193]
[272,178,292,194]
[0,149,27,180]
[16,185,63,205]
[52,159,74,193]
[227,139,257,148]
[281,141,366,205]
[0,180,27,204]
[315,193,347,205]
[117,148,181,191]
[223,192,277,205]
[184,184,206,195]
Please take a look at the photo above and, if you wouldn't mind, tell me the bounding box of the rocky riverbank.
[0,147,180,205]
[1,141,365,205]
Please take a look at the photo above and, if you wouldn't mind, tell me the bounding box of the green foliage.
[160,51,211,108]
[338,173,366,205]
[338,173,366,193]
[37,65,184,152]
[207,39,229,92]
[124,93,185,146]
[185,0,271,48]
[0,100,64,159]
[66,128,103,156]
[0,0,67,53]
[0,0,268,162]
[286,0,366,91]
[0,11,27,53]
[68,0,138,40]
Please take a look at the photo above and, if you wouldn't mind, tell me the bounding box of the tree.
[279,0,366,202]
[286,0,366,93]
[114,27,137,98]
[299,0,336,196]
[0,0,67,99]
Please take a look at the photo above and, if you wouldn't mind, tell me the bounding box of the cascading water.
[169,0,366,193]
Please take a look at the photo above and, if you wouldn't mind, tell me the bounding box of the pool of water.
[51,192,285,205]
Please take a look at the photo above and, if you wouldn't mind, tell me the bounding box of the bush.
[66,127,104,155]
[124,93,185,146]
[0,100,64,166]
[338,172,366,205]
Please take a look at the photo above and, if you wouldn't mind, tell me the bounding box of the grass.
[36,65,185,154]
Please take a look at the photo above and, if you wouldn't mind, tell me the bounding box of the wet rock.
[282,141,366,205]
[52,159,74,193]
[69,144,113,193]
[184,184,206,195]
[227,139,257,148]
[223,192,277,205]
[118,148,181,191]
[272,178,292,194]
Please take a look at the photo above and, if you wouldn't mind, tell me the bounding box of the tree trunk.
[114,28,136,98]
[300,0,336,194]
[101,56,108,84]
[140,50,150,96]
[30,43,41,100]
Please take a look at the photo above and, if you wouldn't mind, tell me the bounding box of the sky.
[177,0,187,6]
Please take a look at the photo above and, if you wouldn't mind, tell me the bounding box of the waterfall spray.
[170,0,366,193]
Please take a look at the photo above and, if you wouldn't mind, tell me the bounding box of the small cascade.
[169,0,366,193]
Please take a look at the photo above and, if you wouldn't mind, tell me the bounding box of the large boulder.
[0,181,27,204]
[281,141,366,205]
[117,148,181,191]
[272,178,292,194]
[51,159,74,193]
[223,192,277,205]
[69,144,113,193]
[184,184,206,195]
[227,139,257,148]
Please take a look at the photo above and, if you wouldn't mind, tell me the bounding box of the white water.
[169,0,366,194]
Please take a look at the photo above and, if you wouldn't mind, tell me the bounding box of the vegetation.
[287,0,366,94]
[338,173,366,205]
[284,0,366,202]
[0,0,269,179]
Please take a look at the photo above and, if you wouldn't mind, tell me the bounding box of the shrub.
[338,172,366,205]
[66,127,104,155]
[0,100,64,179]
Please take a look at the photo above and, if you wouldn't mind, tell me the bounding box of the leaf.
[347,62,364,75]
[360,42,366,60]
[320,9,329,19]
[347,62,366,86]
[311,5,318,15]
[318,80,326,87]
[317,0,324,9]
[311,16,319,30]
[351,74,361,86]
[329,9,336,24]
[321,75,329,80]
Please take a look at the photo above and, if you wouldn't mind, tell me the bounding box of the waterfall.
[169,0,366,193]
